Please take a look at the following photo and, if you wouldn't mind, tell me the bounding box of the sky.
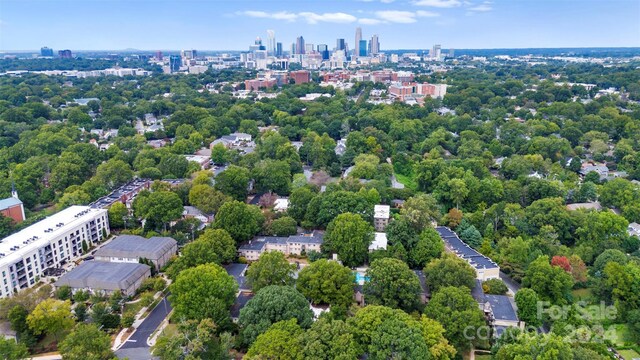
[1,0,639,51]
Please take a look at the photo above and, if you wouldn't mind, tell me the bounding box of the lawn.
[618,349,640,360]
[571,288,594,302]
[609,323,633,346]
[394,172,418,190]
[475,354,493,360]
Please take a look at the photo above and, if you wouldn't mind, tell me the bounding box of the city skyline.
[1,0,639,51]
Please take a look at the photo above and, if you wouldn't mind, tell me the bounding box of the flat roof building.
[238,232,323,261]
[94,235,177,269]
[0,206,109,298]
[55,261,150,296]
[373,205,390,232]
[436,226,500,280]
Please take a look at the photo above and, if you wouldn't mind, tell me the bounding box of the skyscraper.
[296,36,305,55]
[359,40,367,57]
[369,35,380,55]
[317,44,329,60]
[169,55,181,73]
[267,30,276,56]
[448,48,455,58]
[432,44,441,59]
[155,51,163,60]
[276,42,283,57]
[336,38,346,51]
[40,47,54,57]
[355,27,362,58]
[58,49,72,59]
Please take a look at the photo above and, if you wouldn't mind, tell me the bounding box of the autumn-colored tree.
[447,208,463,228]
[569,255,588,283]
[551,256,572,273]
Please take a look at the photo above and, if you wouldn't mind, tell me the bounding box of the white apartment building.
[373,205,391,232]
[0,206,109,298]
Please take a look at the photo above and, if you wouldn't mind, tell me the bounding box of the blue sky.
[1,0,639,51]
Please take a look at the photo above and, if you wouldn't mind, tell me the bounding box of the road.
[499,271,521,295]
[116,295,172,359]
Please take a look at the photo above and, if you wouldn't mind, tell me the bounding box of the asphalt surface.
[120,296,172,349]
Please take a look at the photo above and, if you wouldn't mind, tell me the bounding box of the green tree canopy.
[246,251,296,292]
[363,258,422,312]
[213,201,263,243]
[58,323,115,360]
[423,253,476,293]
[296,259,354,309]
[323,213,374,267]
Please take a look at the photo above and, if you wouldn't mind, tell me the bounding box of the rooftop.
[436,226,499,271]
[231,291,254,319]
[566,202,602,211]
[374,205,390,219]
[486,294,519,322]
[0,197,22,210]
[94,235,176,260]
[369,232,388,251]
[0,206,106,265]
[55,261,150,291]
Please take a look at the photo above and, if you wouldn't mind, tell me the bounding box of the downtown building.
[0,206,109,298]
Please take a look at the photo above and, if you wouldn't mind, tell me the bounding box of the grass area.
[395,172,418,190]
[571,288,594,301]
[618,349,640,360]
[609,323,633,346]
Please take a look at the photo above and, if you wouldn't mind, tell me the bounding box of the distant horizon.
[3,46,640,54]
[1,0,639,51]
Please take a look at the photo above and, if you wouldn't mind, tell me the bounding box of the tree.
[296,259,354,309]
[514,288,541,328]
[245,319,304,360]
[58,323,115,360]
[419,315,457,360]
[423,253,476,292]
[169,264,237,327]
[55,285,72,300]
[368,317,430,360]
[26,299,75,342]
[494,332,573,360]
[252,159,292,195]
[400,194,441,230]
[159,153,189,178]
[448,178,469,209]
[214,165,250,201]
[0,337,29,360]
[302,318,359,360]
[424,286,486,352]
[522,255,574,305]
[95,159,133,190]
[168,229,236,278]
[288,186,316,222]
[213,201,262,243]
[246,251,296,292]
[134,191,183,231]
[568,255,588,283]
[363,258,422,312]
[239,286,313,346]
[592,249,627,276]
[323,213,374,268]
[551,255,572,273]
[268,216,298,236]
[152,318,232,360]
[188,184,230,214]
[107,202,127,229]
[482,279,509,295]
[409,228,444,269]
[211,143,230,165]
[459,225,483,248]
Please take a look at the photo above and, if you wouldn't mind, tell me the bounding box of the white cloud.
[416,10,441,17]
[380,0,396,3]
[412,0,461,8]
[467,2,493,13]
[374,10,418,23]
[239,11,358,24]
[299,12,358,24]
[359,18,385,25]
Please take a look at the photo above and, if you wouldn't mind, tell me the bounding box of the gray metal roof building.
[94,235,177,268]
[56,261,151,296]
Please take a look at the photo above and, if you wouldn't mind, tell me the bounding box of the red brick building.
[0,195,25,224]
[290,70,311,84]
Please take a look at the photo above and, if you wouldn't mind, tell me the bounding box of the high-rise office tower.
[369,34,380,55]
[58,49,73,59]
[432,44,441,59]
[448,48,455,57]
[296,36,305,55]
[355,27,362,58]
[155,51,163,60]
[40,47,54,57]
[317,44,329,60]
[336,38,346,51]
[276,42,283,57]
[359,40,367,57]
[305,43,314,54]
[169,55,182,73]
[267,30,276,56]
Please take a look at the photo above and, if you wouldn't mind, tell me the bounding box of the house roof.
[0,197,22,210]
[231,292,254,319]
[436,226,499,271]
[94,235,176,260]
[374,205,390,219]
[55,261,150,291]
[224,263,249,291]
[486,294,519,322]
[369,232,388,251]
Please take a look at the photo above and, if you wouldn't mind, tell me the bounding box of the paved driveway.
[116,296,172,359]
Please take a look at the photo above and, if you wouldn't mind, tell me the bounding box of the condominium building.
[0,206,109,298]
[238,233,323,261]
[436,226,500,280]
[373,205,390,232]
